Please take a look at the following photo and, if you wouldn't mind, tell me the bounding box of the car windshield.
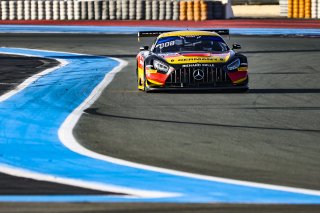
[152,35,229,53]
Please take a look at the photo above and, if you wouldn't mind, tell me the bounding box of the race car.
[136,30,248,92]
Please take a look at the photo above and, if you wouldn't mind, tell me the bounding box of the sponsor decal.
[182,64,215,68]
[177,57,224,62]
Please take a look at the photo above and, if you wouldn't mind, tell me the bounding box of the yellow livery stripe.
[237,67,248,71]
[159,31,219,38]
[147,78,163,86]
[233,77,248,84]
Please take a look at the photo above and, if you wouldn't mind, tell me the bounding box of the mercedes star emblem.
[193,69,204,81]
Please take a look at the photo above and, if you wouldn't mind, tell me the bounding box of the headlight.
[153,59,169,72]
[227,58,240,71]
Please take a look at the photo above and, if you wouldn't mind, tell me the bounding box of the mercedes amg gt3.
[136,30,248,92]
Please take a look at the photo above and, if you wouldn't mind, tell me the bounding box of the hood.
[159,51,233,65]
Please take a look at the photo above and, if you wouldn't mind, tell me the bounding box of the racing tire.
[137,64,145,91]
[143,65,151,92]
[143,73,150,92]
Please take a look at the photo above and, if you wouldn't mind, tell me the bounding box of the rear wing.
[138,29,229,41]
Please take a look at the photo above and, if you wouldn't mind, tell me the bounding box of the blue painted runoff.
[0,25,320,36]
[0,48,320,203]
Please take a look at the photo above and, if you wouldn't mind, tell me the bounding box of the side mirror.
[232,44,241,50]
[139,46,149,51]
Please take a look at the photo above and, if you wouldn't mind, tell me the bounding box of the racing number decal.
[156,41,175,49]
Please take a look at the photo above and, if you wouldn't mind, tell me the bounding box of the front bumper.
[145,84,249,92]
[146,65,248,88]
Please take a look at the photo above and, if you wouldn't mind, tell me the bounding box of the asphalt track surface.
[0,54,58,95]
[0,34,319,212]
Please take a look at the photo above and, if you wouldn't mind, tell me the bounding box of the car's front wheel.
[143,71,150,92]
[137,64,145,91]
